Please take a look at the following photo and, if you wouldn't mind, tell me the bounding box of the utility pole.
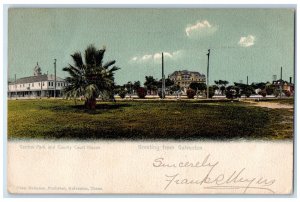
[129,81,132,99]
[206,49,210,99]
[14,74,16,98]
[40,77,43,99]
[162,52,165,99]
[247,76,249,85]
[280,66,282,98]
[54,59,57,98]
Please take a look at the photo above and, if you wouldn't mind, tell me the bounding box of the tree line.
[62,44,293,109]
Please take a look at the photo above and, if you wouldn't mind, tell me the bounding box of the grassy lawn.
[8,99,294,140]
[256,98,294,105]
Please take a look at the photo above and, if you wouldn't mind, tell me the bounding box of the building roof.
[272,79,294,86]
[169,70,205,77]
[14,74,64,84]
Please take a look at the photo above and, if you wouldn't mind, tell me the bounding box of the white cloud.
[130,56,138,61]
[185,20,217,38]
[153,52,173,60]
[172,50,182,56]
[142,54,152,60]
[153,53,162,60]
[238,35,255,47]
[163,52,173,58]
[130,50,183,63]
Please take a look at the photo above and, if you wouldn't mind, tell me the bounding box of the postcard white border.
[1,1,299,201]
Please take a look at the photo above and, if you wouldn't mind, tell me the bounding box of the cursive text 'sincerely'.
[153,154,276,194]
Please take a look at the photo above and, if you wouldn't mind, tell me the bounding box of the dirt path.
[242,100,293,109]
[241,100,294,139]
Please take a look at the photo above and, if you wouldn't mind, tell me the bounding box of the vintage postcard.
[7,8,294,194]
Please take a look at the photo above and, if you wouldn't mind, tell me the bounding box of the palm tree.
[63,44,119,109]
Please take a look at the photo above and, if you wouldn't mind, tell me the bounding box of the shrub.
[225,86,240,99]
[244,89,252,98]
[186,89,196,99]
[274,89,280,97]
[266,85,275,95]
[225,89,234,99]
[220,86,226,95]
[118,89,127,99]
[243,86,254,98]
[235,87,241,98]
[259,89,267,97]
[208,86,215,98]
[284,90,291,97]
[137,87,147,99]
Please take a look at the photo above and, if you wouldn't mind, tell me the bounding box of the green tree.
[244,85,254,97]
[251,82,266,91]
[215,80,229,95]
[157,78,174,88]
[189,82,207,94]
[266,84,275,95]
[118,89,127,99]
[208,86,216,98]
[259,89,267,97]
[225,85,241,99]
[63,44,119,109]
[214,80,220,94]
[170,85,180,94]
[124,81,133,95]
[157,78,174,97]
[220,86,225,95]
[133,81,141,91]
[234,82,254,97]
[144,76,158,95]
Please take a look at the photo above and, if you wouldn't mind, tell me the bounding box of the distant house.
[8,63,67,98]
[272,79,294,94]
[169,70,206,92]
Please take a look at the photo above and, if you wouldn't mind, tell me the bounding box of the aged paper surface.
[7,141,293,194]
[7,8,294,195]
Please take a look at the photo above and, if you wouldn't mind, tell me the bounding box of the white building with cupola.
[8,63,67,98]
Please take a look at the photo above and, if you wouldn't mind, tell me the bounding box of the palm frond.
[102,60,116,69]
[84,84,99,99]
[109,65,120,72]
[63,65,82,78]
[95,49,105,67]
[85,44,97,66]
[71,52,84,69]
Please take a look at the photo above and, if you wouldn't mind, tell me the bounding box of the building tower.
[34,62,42,76]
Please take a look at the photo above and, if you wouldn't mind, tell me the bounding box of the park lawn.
[7,99,293,140]
[257,98,294,105]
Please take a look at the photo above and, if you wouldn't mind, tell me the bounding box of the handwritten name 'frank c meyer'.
[152,154,276,194]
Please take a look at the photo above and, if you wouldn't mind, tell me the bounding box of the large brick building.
[168,70,206,92]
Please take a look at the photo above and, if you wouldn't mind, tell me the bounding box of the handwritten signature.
[153,154,276,193]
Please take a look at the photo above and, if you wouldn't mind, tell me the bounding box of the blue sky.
[8,8,295,85]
